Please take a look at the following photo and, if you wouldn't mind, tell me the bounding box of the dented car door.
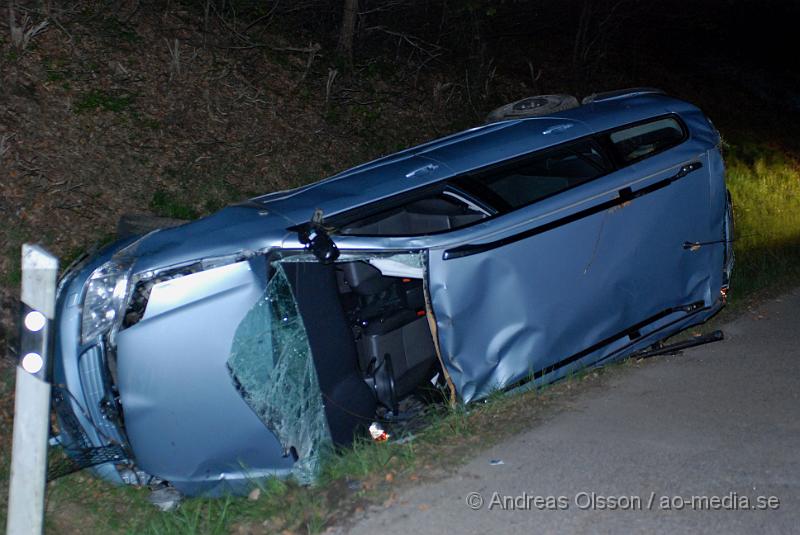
[427,117,727,402]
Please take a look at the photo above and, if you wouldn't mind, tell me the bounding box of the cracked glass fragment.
[227,264,332,483]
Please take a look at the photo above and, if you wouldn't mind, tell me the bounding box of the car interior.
[335,260,438,415]
[279,258,441,443]
[338,192,489,236]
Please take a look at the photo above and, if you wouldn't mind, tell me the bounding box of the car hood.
[116,203,297,274]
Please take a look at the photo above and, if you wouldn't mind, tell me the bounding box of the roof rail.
[581,87,666,105]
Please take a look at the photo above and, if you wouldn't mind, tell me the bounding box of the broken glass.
[227,263,332,483]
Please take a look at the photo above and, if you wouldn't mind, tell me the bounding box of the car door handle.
[619,160,703,200]
[675,161,703,179]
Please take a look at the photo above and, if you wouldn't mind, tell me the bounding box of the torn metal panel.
[227,264,332,484]
[422,267,456,406]
[367,255,424,278]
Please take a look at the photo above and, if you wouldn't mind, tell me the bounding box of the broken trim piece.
[368,257,424,279]
[443,161,704,260]
[422,264,456,406]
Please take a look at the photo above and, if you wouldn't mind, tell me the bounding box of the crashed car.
[52,89,734,495]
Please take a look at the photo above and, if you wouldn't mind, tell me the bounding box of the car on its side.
[51,89,734,496]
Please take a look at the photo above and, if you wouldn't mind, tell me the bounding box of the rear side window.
[608,117,685,163]
[459,140,608,209]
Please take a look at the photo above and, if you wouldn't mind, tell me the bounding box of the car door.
[426,119,718,402]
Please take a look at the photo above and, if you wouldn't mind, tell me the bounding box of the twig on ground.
[326,68,339,105]
[166,38,181,80]
[7,2,49,50]
[294,42,321,88]
[363,25,444,60]
[0,134,13,160]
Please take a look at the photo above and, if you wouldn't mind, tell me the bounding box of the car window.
[608,117,685,163]
[460,140,607,210]
[334,118,685,237]
[338,192,488,236]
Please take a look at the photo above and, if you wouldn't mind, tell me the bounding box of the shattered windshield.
[227,263,332,483]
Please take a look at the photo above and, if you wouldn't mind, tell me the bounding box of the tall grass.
[725,142,800,299]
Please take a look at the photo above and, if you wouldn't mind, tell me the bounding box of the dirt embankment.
[0,3,483,357]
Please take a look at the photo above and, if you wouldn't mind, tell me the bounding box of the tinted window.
[609,117,685,163]
[462,141,608,209]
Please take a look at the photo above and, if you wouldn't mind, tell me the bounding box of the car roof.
[255,92,710,224]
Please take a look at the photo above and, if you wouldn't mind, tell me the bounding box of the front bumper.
[51,247,131,484]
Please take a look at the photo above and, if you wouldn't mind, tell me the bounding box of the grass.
[149,161,256,220]
[73,90,134,114]
[724,141,800,301]
[149,190,199,220]
[1,135,799,534]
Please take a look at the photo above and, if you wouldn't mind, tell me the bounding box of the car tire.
[116,213,187,239]
[485,94,580,123]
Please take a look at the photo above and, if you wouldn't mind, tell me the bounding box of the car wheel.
[116,213,187,239]
[485,94,579,123]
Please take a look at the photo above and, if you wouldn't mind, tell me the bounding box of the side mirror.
[306,229,339,264]
[294,209,340,264]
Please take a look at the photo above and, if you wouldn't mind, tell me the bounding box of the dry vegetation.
[0,0,500,336]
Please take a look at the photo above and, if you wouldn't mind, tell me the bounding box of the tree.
[337,0,359,62]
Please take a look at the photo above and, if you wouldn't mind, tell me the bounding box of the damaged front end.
[52,227,444,495]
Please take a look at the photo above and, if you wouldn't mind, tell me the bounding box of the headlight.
[81,260,132,344]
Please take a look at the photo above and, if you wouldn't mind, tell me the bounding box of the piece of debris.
[248,487,261,501]
[391,434,416,445]
[148,486,183,512]
[346,479,363,491]
[489,459,504,466]
[369,422,389,442]
[382,493,397,508]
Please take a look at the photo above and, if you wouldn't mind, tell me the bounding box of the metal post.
[6,245,58,535]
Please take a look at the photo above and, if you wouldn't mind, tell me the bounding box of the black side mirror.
[294,209,340,264]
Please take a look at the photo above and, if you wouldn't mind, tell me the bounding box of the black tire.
[485,94,579,123]
[116,213,187,239]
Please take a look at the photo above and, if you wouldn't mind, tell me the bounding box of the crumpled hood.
[116,204,296,274]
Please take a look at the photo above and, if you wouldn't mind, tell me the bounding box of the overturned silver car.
[52,89,734,495]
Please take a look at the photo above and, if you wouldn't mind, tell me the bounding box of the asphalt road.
[336,289,800,534]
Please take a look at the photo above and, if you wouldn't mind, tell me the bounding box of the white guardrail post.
[6,245,59,535]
